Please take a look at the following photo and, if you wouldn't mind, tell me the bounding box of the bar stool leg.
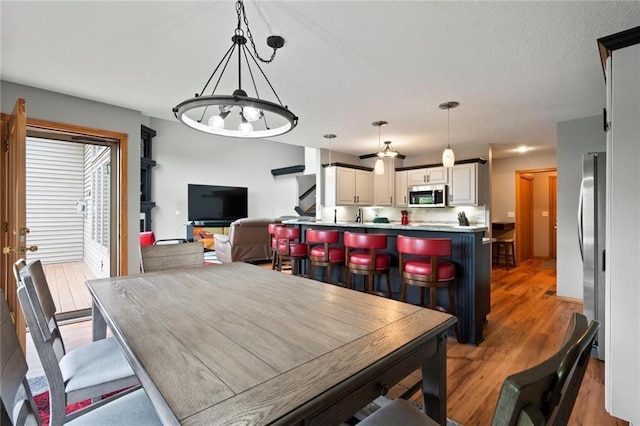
[384,271,392,298]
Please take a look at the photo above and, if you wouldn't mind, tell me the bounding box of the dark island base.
[296,224,491,345]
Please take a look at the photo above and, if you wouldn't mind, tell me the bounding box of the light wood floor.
[42,261,95,313]
[26,259,626,424]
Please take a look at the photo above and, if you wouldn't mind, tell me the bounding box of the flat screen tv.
[188,184,248,224]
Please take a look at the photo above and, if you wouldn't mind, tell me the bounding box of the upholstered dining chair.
[12,259,141,426]
[0,289,161,426]
[358,312,599,426]
[140,241,205,273]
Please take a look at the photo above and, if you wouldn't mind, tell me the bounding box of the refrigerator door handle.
[577,179,584,260]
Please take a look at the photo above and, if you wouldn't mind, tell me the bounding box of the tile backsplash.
[321,205,489,227]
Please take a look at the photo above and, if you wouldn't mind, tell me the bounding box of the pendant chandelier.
[372,121,388,175]
[324,133,336,166]
[439,101,459,168]
[173,0,298,138]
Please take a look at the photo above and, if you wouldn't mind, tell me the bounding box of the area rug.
[34,391,92,426]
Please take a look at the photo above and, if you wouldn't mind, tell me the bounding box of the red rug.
[34,391,92,426]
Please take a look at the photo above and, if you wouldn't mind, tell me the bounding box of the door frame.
[549,175,557,259]
[3,115,129,276]
[515,167,557,264]
[27,118,129,276]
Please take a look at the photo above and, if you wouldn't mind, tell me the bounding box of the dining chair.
[0,289,162,426]
[140,241,205,272]
[12,259,140,426]
[358,312,599,426]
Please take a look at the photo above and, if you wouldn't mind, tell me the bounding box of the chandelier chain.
[237,0,278,64]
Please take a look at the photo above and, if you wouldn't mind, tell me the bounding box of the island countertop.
[283,219,488,233]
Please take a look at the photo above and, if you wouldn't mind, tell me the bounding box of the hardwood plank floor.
[25,259,626,424]
[42,261,95,313]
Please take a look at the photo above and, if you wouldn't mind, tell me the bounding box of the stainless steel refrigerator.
[578,151,606,360]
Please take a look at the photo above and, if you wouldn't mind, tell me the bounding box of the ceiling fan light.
[442,147,455,168]
[374,158,385,175]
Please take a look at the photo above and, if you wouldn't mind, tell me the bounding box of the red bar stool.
[306,229,345,284]
[343,232,392,297]
[268,223,281,270]
[275,226,307,276]
[397,235,462,343]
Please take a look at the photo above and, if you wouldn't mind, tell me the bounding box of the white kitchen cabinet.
[373,159,395,206]
[449,163,478,206]
[394,170,408,207]
[407,166,448,186]
[324,166,373,206]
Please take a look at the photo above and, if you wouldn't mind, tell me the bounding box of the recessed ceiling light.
[516,146,529,153]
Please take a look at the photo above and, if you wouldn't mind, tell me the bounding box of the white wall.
[149,118,304,240]
[556,115,605,299]
[1,80,142,275]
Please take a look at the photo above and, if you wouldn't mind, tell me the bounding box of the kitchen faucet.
[355,208,362,223]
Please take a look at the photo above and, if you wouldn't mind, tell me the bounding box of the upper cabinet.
[373,158,395,206]
[448,163,479,206]
[395,170,408,207]
[325,165,373,206]
[407,166,448,186]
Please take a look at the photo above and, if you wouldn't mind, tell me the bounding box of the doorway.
[515,168,557,264]
[25,137,114,318]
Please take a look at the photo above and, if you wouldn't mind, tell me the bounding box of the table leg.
[422,332,448,425]
[92,300,107,341]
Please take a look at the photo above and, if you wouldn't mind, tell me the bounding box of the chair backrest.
[0,289,41,426]
[140,241,204,273]
[343,232,387,250]
[13,259,66,362]
[274,226,300,241]
[397,235,452,257]
[491,312,600,426]
[306,229,339,245]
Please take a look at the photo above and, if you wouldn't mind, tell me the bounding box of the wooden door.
[549,175,557,259]
[0,98,29,350]
[516,173,534,263]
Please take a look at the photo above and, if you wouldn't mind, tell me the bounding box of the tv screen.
[187,184,248,223]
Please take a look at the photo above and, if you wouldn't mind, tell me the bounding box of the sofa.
[213,218,281,263]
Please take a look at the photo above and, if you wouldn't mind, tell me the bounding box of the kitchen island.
[283,220,491,345]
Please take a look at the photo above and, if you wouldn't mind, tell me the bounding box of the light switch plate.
[542,211,549,217]
[507,211,515,218]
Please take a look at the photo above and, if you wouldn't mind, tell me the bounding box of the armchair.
[214,218,281,263]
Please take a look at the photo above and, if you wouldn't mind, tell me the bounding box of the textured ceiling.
[2,1,640,159]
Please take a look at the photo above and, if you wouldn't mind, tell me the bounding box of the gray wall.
[1,80,142,274]
[149,118,304,240]
[557,115,605,299]
[491,152,557,222]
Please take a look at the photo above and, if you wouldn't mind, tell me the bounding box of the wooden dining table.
[87,262,456,425]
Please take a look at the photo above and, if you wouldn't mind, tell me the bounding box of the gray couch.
[213,218,281,263]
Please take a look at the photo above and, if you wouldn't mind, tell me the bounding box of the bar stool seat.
[307,229,345,284]
[344,232,392,297]
[398,235,462,343]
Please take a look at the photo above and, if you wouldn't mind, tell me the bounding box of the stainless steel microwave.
[408,184,448,207]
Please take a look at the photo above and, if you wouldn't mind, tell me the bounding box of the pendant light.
[324,133,336,166]
[439,101,459,168]
[372,121,388,175]
[173,0,298,138]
